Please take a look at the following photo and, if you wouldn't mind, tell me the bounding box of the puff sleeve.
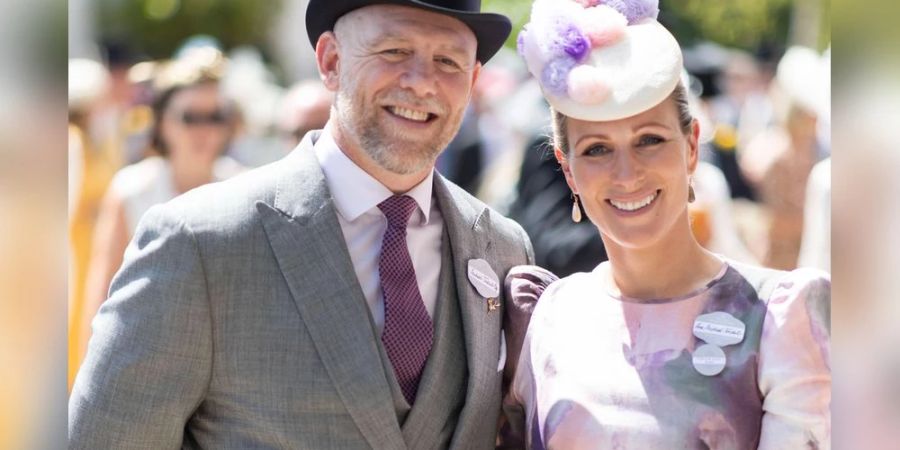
[757,268,831,450]
[500,265,559,449]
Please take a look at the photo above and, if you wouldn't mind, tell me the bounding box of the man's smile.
[384,105,437,123]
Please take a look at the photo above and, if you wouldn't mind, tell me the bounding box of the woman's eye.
[583,144,611,156]
[638,135,666,146]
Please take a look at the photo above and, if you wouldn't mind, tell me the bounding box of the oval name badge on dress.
[692,344,727,376]
[467,259,500,298]
[692,311,746,347]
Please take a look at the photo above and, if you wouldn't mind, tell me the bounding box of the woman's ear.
[687,119,700,175]
[554,146,578,194]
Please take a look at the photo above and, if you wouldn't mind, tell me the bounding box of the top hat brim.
[306,0,512,64]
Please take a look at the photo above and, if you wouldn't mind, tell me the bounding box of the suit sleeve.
[69,204,213,450]
[517,221,536,265]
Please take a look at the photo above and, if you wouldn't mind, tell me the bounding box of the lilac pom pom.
[558,24,591,61]
[541,57,577,95]
[517,29,528,57]
[603,0,659,24]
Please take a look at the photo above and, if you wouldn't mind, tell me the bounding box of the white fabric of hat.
[518,0,683,121]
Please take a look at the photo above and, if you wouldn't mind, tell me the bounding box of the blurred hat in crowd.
[151,50,226,95]
[775,46,830,115]
[69,58,110,112]
[278,80,334,141]
[305,0,512,64]
[518,0,682,121]
[775,46,829,119]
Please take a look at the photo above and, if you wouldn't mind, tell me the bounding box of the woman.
[78,55,243,366]
[505,1,830,448]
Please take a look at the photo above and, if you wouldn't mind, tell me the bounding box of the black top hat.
[306,0,512,64]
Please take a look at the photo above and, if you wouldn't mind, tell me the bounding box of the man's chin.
[369,148,439,176]
[377,156,435,176]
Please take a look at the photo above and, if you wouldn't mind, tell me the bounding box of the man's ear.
[316,32,340,91]
[554,147,578,194]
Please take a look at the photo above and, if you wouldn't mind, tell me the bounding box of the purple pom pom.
[541,57,577,95]
[517,29,528,57]
[603,0,659,24]
[558,24,590,62]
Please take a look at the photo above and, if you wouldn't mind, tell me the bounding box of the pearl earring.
[572,194,583,223]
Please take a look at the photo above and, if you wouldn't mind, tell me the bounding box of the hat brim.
[306,0,511,64]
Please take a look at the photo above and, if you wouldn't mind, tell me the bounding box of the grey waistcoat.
[378,229,468,450]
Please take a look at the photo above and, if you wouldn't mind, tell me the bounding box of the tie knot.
[378,195,418,229]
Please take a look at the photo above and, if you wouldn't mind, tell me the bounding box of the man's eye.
[382,49,408,57]
[436,57,461,69]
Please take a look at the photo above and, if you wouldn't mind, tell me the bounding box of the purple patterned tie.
[378,195,433,405]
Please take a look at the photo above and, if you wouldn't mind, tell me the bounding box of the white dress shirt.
[314,129,444,335]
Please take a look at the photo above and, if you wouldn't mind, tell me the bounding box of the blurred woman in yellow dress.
[68,59,125,390]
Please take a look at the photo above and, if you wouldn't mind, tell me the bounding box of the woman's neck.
[603,220,723,300]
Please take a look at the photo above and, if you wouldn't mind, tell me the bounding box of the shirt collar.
[313,126,434,224]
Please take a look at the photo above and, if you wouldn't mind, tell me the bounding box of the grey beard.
[335,92,448,175]
[359,131,440,175]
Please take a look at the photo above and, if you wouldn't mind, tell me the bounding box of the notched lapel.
[434,176,502,402]
[255,140,404,450]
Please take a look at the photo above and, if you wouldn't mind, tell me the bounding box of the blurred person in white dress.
[78,53,243,364]
[741,47,829,270]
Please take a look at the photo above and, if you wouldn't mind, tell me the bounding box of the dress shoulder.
[763,267,830,335]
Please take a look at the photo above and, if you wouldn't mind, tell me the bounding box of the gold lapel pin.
[486,297,500,312]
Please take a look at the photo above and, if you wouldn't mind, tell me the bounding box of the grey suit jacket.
[69,131,535,449]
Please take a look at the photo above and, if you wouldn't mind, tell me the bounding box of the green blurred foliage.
[482,0,532,47]
[95,0,827,63]
[484,0,827,54]
[96,0,284,59]
[660,0,793,50]
[832,0,880,83]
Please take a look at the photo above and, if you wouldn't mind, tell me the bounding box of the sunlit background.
[3,0,900,448]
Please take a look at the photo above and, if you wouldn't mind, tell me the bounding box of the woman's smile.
[606,189,661,214]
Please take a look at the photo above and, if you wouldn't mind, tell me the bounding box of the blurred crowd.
[67,36,831,389]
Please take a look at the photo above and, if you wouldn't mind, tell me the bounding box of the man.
[69,1,534,448]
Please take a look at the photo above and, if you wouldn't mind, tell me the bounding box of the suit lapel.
[256,134,405,450]
[433,175,502,414]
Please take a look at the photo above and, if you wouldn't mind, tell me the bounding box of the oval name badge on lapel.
[692,343,727,376]
[693,311,746,347]
[467,258,500,299]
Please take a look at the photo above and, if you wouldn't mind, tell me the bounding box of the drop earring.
[688,178,696,203]
[571,194,583,223]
